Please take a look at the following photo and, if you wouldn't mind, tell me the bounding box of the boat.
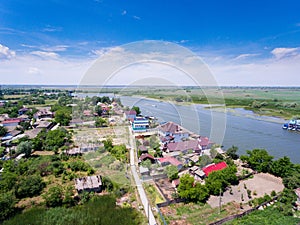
[282,119,300,131]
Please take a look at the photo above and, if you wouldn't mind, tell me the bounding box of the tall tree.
[240,149,273,173]
[131,106,141,115]
[16,141,32,157]
[226,145,239,160]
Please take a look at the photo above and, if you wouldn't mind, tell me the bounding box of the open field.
[121,87,300,119]
[161,202,241,225]
[208,173,284,208]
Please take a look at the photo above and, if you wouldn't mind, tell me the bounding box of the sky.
[1,0,300,86]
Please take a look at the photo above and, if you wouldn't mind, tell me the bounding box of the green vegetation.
[32,128,72,153]
[95,117,108,127]
[165,165,179,181]
[177,174,209,203]
[164,202,240,225]
[226,206,300,225]
[102,138,128,162]
[3,195,145,225]
[131,106,141,115]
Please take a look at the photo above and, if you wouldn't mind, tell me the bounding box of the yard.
[161,202,241,225]
[207,173,284,208]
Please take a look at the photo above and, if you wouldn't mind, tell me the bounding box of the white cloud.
[27,67,42,75]
[233,53,260,61]
[92,46,125,57]
[30,51,59,59]
[42,25,63,32]
[0,54,92,85]
[0,44,16,59]
[121,10,127,16]
[271,47,300,59]
[133,15,141,20]
[41,45,68,52]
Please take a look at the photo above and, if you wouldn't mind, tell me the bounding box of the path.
[128,126,157,225]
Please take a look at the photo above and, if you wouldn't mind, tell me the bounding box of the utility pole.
[219,188,222,214]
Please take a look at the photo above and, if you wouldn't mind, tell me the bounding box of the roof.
[172,178,180,187]
[159,121,183,134]
[202,161,227,176]
[139,153,155,161]
[158,156,182,167]
[198,136,213,147]
[139,145,148,151]
[24,128,42,139]
[2,118,22,124]
[167,139,200,152]
[125,110,137,116]
[75,175,102,191]
[295,188,300,198]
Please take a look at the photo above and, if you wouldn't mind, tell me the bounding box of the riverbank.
[130,94,287,125]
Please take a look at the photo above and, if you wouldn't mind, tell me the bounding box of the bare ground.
[208,173,284,208]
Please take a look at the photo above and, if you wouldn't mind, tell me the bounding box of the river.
[120,96,300,163]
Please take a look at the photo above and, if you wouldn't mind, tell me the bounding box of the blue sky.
[1,0,300,85]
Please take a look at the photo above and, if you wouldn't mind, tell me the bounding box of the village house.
[124,110,137,121]
[157,156,183,170]
[158,121,190,143]
[189,165,206,180]
[132,117,149,132]
[202,161,227,177]
[1,118,23,127]
[138,145,148,154]
[18,107,29,116]
[34,108,53,119]
[75,175,102,193]
[164,136,213,154]
[138,153,155,164]
[33,120,54,129]
[139,166,150,176]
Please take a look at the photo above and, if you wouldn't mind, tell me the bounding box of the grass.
[134,87,300,120]
[143,183,166,205]
[225,206,300,225]
[163,202,241,225]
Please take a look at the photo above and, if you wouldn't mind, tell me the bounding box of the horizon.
[1,1,300,86]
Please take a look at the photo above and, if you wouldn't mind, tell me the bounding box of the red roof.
[139,153,155,161]
[2,118,22,124]
[202,161,227,176]
[158,156,182,167]
[125,110,137,116]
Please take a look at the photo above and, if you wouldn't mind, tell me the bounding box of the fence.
[209,195,279,225]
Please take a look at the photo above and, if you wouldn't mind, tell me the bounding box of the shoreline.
[129,95,287,125]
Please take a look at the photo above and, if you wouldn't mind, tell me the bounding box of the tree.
[15,175,45,198]
[140,159,152,169]
[131,106,141,115]
[226,145,239,160]
[44,128,69,153]
[43,186,64,207]
[271,156,293,178]
[198,155,212,168]
[165,165,179,181]
[16,141,32,157]
[177,174,209,203]
[240,149,273,173]
[55,108,71,126]
[177,174,195,199]
[95,117,108,127]
[205,166,238,195]
[0,126,7,136]
[0,192,16,221]
[95,105,102,116]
